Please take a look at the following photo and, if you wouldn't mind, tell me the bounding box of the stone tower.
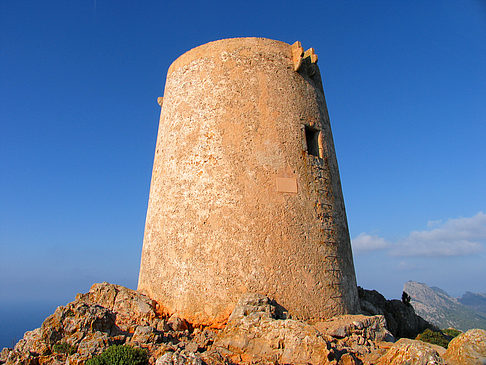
[138,37,359,327]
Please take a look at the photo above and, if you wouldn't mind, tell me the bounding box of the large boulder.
[75,282,159,332]
[314,314,395,342]
[213,293,333,364]
[443,329,486,365]
[377,338,445,364]
[358,287,434,338]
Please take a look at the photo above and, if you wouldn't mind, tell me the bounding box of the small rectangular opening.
[305,125,321,157]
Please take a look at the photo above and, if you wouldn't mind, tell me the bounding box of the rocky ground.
[1,283,485,364]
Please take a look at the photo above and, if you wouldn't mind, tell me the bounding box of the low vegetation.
[52,342,76,355]
[416,328,462,348]
[86,345,148,365]
[442,328,462,338]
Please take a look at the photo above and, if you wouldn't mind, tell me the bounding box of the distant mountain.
[458,291,486,314]
[403,281,486,331]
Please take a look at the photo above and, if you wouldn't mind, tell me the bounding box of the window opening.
[305,125,321,157]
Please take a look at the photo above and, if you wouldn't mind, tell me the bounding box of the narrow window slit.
[305,125,321,157]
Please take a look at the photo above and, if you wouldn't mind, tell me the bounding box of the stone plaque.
[276,177,298,193]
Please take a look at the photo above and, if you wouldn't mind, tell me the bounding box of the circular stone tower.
[138,37,359,327]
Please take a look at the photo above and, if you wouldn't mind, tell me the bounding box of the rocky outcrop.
[2,282,485,365]
[1,283,199,365]
[443,329,486,365]
[211,293,398,364]
[314,314,394,342]
[212,293,332,364]
[358,286,434,338]
[376,338,445,364]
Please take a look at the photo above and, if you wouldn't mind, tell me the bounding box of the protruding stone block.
[304,47,318,64]
[291,41,304,71]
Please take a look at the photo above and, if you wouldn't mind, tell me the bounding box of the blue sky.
[1,0,485,348]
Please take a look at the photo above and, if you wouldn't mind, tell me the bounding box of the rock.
[386,299,432,338]
[156,350,203,365]
[213,293,332,364]
[184,341,199,353]
[37,354,66,364]
[167,314,189,332]
[377,338,445,364]
[314,314,395,342]
[199,348,232,365]
[130,325,159,344]
[0,348,11,363]
[0,283,171,365]
[359,288,388,311]
[155,318,170,332]
[76,282,158,332]
[13,328,49,356]
[4,283,462,365]
[40,301,117,346]
[77,331,110,358]
[338,353,359,365]
[358,287,434,338]
[192,328,217,350]
[443,328,486,365]
[227,293,277,321]
[426,342,447,357]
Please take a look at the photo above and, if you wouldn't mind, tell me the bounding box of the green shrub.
[442,328,462,338]
[416,328,454,348]
[52,342,76,355]
[86,345,148,365]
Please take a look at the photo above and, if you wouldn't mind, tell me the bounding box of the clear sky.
[1,0,485,348]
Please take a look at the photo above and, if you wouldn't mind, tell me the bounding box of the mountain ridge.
[458,291,486,315]
[403,281,486,331]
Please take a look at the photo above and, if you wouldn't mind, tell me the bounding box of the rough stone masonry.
[138,37,360,327]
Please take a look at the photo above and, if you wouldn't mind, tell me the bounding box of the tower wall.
[138,38,359,326]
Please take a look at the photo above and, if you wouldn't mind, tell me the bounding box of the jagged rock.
[358,286,434,338]
[0,283,175,365]
[76,282,158,332]
[337,352,359,365]
[192,328,217,353]
[227,293,277,321]
[13,328,49,356]
[376,338,445,364]
[130,325,159,344]
[443,328,486,365]
[167,314,189,332]
[213,293,332,364]
[8,283,486,365]
[314,314,395,342]
[77,331,110,358]
[184,341,199,353]
[155,318,171,332]
[0,349,10,363]
[156,350,203,365]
